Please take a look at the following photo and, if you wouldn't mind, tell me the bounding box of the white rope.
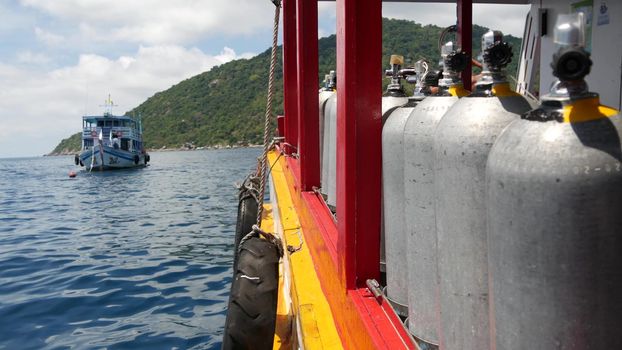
[255,0,281,226]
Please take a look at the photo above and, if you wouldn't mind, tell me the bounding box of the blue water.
[0,148,261,350]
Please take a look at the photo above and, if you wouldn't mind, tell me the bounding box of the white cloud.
[215,47,254,62]
[21,0,276,45]
[34,26,65,46]
[382,3,530,38]
[0,46,255,157]
[315,3,530,39]
[16,51,50,64]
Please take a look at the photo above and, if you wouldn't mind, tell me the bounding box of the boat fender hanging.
[74,154,79,165]
[79,160,84,167]
[133,154,139,165]
[233,174,260,269]
[223,226,283,350]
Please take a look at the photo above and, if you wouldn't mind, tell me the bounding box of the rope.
[235,1,284,260]
[238,224,284,258]
[256,0,281,226]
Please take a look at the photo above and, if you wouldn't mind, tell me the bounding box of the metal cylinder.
[319,89,335,177]
[487,98,622,349]
[434,90,532,350]
[382,96,418,316]
[403,94,460,344]
[321,94,337,208]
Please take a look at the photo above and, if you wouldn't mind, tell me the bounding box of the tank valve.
[384,55,407,97]
[327,70,336,90]
[475,30,513,89]
[484,41,513,69]
[439,41,468,89]
[552,47,591,81]
[551,13,592,81]
[445,50,469,73]
[424,70,442,87]
[321,74,331,91]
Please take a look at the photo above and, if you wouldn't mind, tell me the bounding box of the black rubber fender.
[79,160,84,167]
[234,177,260,269]
[74,154,79,165]
[145,154,150,163]
[222,237,279,350]
[133,154,139,165]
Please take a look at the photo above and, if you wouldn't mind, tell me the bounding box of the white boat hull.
[78,145,148,171]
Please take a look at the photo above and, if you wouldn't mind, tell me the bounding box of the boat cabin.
[81,115,143,152]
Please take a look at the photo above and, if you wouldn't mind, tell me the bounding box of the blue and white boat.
[75,96,150,171]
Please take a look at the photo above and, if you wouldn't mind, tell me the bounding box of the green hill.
[50,18,522,154]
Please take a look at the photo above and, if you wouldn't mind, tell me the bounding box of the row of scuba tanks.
[318,13,621,350]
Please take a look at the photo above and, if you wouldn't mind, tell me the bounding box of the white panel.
[587,0,622,109]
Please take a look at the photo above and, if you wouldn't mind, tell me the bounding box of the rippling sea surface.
[0,148,261,350]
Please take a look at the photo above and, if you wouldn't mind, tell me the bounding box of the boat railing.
[82,127,138,139]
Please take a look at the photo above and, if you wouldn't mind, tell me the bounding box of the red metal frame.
[458,0,473,87]
[282,0,298,155]
[296,0,320,191]
[336,0,382,289]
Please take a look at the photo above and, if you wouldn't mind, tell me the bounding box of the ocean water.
[0,148,261,350]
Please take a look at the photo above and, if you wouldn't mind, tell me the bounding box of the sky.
[0,1,529,158]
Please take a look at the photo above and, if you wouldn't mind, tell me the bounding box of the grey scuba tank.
[433,30,533,350]
[403,42,469,347]
[486,13,622,350]
[381,57,427,316]
[319,71,336,174]
[321,94,337,209]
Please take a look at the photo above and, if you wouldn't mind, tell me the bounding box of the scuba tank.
[320,72,337,208]
[322,93,337,209]
[382,58,430,316]
[433,30,533,350]
[403,41,469,348]
[486,13,622,350]
[319,71,336,187]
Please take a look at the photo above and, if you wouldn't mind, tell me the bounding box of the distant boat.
[74,95,150,171]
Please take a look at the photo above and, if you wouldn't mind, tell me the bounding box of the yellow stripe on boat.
[266,150,344,350]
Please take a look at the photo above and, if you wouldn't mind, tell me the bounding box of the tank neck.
[548,79,591,100]
[539,79,598,111]
[438,71,462,89]
[476,66,508,87]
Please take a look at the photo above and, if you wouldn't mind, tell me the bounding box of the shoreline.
[45,144,263,157]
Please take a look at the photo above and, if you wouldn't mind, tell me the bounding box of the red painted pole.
[277,115,285,137]
[296,0,320,191]
[457,0,473,89]
[336,0,382,289]
[282,0,299,154]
